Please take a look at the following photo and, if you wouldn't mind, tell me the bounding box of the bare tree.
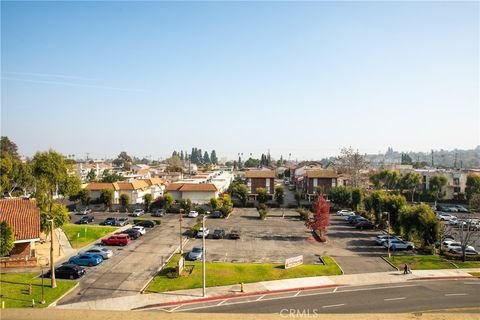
[457,219,478,262]
[439,223,453,252]
[334,147,368,187]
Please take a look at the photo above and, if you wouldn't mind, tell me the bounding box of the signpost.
[176,256,185,275]
[285,255,304,269]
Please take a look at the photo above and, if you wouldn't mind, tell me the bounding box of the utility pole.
[431,150,434,167]
[454,152,457,169]
[202,214,206,297]
[179,211,184,254]
[49,219,56,288]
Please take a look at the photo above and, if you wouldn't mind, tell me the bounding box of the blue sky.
[1,1,478,161]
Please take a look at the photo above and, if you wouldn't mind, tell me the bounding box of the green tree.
[0,221,14,257]
[401,172,422,202]
[143,193,153,212]
[351,188,363,211]
[119,194,130,211]
[256,187,268,204]
[101,171,126,183]
[166,155,183,173]
[429,175,447,202]
[370,169,401,191]
[210,150,218,165]
[370,190,387,225]
[40,203,70,234]
[77,189,91,206]
[86,169,97,182]
[232,183,249,207]
[465,174,480,201]
[99,189,114,210]
[0,153,34,197]
[329,187,352,208]
[257,203,268,220]
[180,198,193,212]
[399,204,439,248]
[0,136,20,159]
[294,191,302,207]
[59,174,82,202]
[219,194,234,217]
[163,193,174,209]
[113,151,133,170]
[383,194,407,234]
[274,186,284,206]
[210,197,219,210]
[244,158,260,168]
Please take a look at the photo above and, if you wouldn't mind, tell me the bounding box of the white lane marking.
[322,303,345,308]
[333,287,338,293]
[463,282,480,285]
[294,291,301,297]
[256,295,265,301]
[217,299,228,306]
[338,284,418,293]
[445,293,468,296]
[384,297,406,301]
[169,305,183,312]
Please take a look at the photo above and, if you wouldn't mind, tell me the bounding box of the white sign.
[285,255,303,269]
[177,257,185,274]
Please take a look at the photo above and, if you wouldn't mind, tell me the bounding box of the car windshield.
[192,247,203,252]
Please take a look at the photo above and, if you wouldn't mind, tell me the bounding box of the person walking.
[403,263,409,274]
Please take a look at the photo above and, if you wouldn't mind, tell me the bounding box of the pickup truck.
[101,234,131,246]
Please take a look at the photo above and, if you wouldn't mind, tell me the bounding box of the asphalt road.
[57,213,194,305]
[157,279,480,314]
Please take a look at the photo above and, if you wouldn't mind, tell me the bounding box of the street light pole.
[384,212,391,258]
[49,219,56,288]
[179,210,184,254]
[202,214,206,297]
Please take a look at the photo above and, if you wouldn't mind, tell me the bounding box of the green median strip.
[145,254,342,293]
[386,255,480,270]
[62,224,118,249]
[0,273,76,308]
[469,272,480,277]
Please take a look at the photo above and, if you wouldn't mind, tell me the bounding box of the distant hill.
[365,146,480,169]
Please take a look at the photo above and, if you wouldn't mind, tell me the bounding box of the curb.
[48,282,79,308]
[134,284,340,310]
[381,256,399,271]
[329,257,344,275]
[409,275,476,281]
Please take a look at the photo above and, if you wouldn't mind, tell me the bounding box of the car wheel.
[88,262,93,267]
[69,275,74,280]
[407,246,413,250]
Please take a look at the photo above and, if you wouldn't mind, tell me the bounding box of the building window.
[453,178,460,186]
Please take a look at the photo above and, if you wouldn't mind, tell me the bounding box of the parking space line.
[445,293,468,296]
[294,291,301,297]
[384,297,406,301]
[333,287,338,293]
[217,299,228,306]
[169,304,183,312]
[256,295,265,301]
[322,303,345,308]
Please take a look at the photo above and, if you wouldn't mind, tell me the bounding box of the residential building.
[0,198,40,259]
[86,178,164,205]
[302,170,338,200]
[245,169,276,194]
[165,183,218,203]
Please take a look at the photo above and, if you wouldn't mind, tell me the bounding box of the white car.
[337,209,355,216]
[188,211,199,218]
[383,239,415,250]
[129,209,145,217]
[375,234,395,245]
[438,214,456,222]
[445,241,475,252]
[132,226,146,235]
[449,247,479,255]
[197,227,209,238]
[83,247,113,259]
[77,208,92,215]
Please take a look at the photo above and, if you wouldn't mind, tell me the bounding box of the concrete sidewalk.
[54,267,480,311]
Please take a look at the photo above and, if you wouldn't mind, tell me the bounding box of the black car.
[212,229,225,239]
[210,211,223,219]
[230,230,241,240]
[118,228,141,240]
[102,217,117,226]
[76,215,94,224]
[355,221,375,230]
[135,220,155,228]
[45,264,86,280]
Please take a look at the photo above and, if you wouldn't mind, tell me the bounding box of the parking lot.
[185,208,396,274]
[58,212,195,305]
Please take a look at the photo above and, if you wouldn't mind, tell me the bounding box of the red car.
[101,234,131,246]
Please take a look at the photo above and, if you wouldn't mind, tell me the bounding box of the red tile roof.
[86,183,119,191]
[245,170,276,178]
[165,183,184,192]
[305,170,338,178]
[0,198,40,241]
[179,184,217,192]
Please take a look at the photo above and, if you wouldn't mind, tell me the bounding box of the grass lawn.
[0,273,76,308]
[145,254,342,293]
[62,224,117,249]
[469,272,480,277]
[387,255,480,270]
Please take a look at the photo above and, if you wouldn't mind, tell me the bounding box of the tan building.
[303,170,338,200]
[165,183,218,203]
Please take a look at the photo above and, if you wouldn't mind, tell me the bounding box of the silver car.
[83,247,113,259]
[186,245,203,261]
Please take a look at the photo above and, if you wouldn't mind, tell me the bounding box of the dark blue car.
[68,253,103,267]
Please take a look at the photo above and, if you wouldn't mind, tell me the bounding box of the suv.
[212,229,225,239]
[129,209,145,217]
[76,215,94,224]
[210,211,223,218]
[135,220,155,228]
[101,234,131,246]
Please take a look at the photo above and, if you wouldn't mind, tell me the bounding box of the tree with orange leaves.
[305,194,330,240]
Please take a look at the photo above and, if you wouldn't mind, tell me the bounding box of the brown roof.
[165,183,184,192]
[179,184,217,192]
[116,180,149,190]
[0,198,40,241]
[245,170,275,178]
[136,168,150,175]
[141,178,163,186]
[305,170,338,178]
[86,183,119,191]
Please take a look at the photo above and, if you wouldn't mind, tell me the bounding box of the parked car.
[186,245,203,261]
[135,220,155,228]
[45,264,86,280]
[76,215,94,224]
[116,217,129,226]
[101,234,131,246]
[445,241,475,252]
[449,247,479,255]
[152,209,164,217]
[129,209,145,217]
[69,253,103,267]
[197,227,209,238]
[212,229,225,239]
[349,216,368,225]
[101,217,117,226]
[383,239,415,250]
[455,205,469,213]
[188,211,199,218]
[438,213,456,222]
[288,185,296,191]
[355,221,375,230]
[117,228,141,240]
[230,230,241,240]
[337,209,355,216]
[376,234,397,245]
[83,247,113,259]
[77,208,92,215]
[132,225,146,235]
[210,211,223,218]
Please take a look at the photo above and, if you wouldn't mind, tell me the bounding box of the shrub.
[133,218,162,225]
[166,206,181,214]
[257,203,268,220]
[296,208,310,221]
[245,201,255,208]
[190,222,202,237]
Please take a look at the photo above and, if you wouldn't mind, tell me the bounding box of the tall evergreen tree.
[210,150,218,165]
[180,150,184,161]
[203,151,211,164]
